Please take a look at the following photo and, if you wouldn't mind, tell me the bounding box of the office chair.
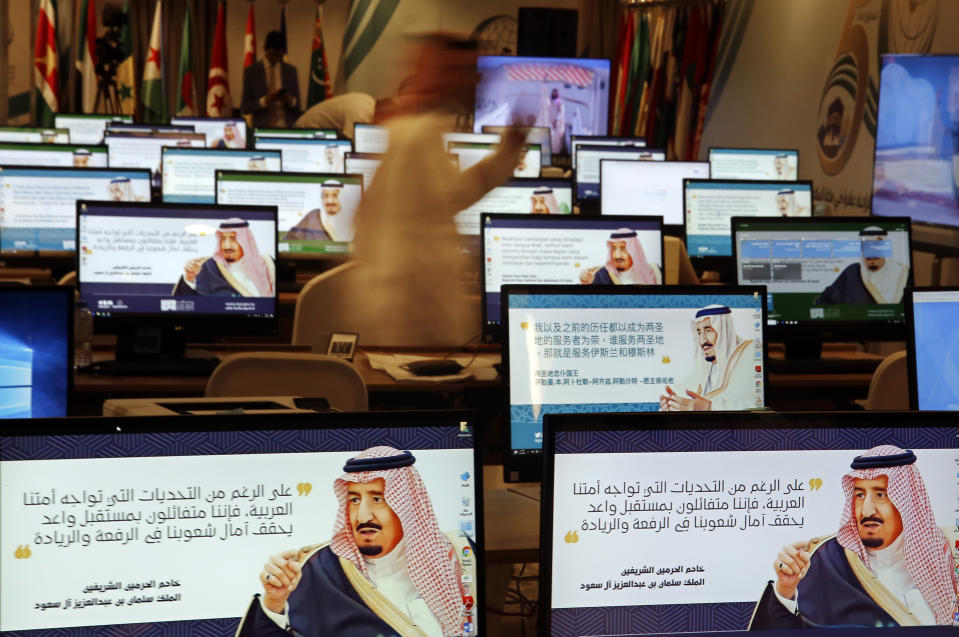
[863,350,908,410]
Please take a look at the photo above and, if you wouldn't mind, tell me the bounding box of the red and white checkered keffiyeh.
[330,446,465,636]
[836,445,957,625]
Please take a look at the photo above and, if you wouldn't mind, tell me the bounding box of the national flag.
[75,0,97,113]
[141,1,168,123]
[34,0,59,126]
[115,0,137,115]
[206,2,232,117]
[243,4,256,68]
[306,6,333,107]
[176,3,197,116]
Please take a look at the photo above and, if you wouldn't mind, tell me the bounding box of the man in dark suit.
[241,31,300,128]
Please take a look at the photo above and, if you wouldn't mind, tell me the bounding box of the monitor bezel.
[905,285,959,411]
[730,215,914,344]
[160,147,283,203]
[501,283,769,483]
[706,146,800,180]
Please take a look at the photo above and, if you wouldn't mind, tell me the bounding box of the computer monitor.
[483,125,552,166]
[708,147,799,180]
[501,284,767,482]
[540,410,959,636]
[455,177,574,238]
[0,410,483,635]
[161,148,282,204]
[905,286,959,410]
[217,170,362,257]
[170,117,248,149]
[449,141,541,178]
[253,127,339,140]
[0,166,151,258]
[104,131,206,186]
[575,145,665,207]
[254,137,351,173]
[77,201,278,359]
[0,285,72,418]
[344,152,383,190]
[443,131,501,147]
[473,56,611,156]
[0,143,108,168]
[571,134,646,175]
[684,179,814,266]
[106,123,198,136]
[353,123,389,153]
[481,214,664,343]
[54,113,133,144]
[0,127,70,144]
[731,216,912,357]
[600,160,710,232]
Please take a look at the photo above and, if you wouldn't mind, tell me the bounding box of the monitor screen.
[571,134,646,162]
[732,217,912,335]
[353,123,389,153]
[708,148,799,180]
[161,148,282,204]
[481,214,664,341]
[0,411,483,635]
[253,127,339,140]
[483,125,552,166]
[443,131,501,147]
[344,152,382,190]
[105,131,206,182]
[106,123,198,137]
[455,177,573,237]
[449,141,541,178]
[473,56,611,155]
[0,143,108,168]
[600,160,710,225]
[0,167,151,254]
[906,287,959,410]
[502,285,767,480]
[54,114,133,144]
[77,201,277,322]
[254,137,351,173]
[541,410,959,635]
[576,145,665,202]
[217,171,362,256]
[0,286,72,418]
[0,127,70,144]
[170,117,248,149]
[685,180,814,258]
[872,54,959,228]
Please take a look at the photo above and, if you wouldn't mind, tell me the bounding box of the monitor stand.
[92,326,220,376]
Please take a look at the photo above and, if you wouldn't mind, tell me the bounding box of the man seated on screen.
[776,189,806,217]
[174,218,275,297]
[530,186,560,214]
[659,305,755,411]
[211,122,244,149]
[579,228,661,285]
[774,154,796,180]
[73,148,92,167]
[108,176,140,201]
[815,226,909,305]
[236,447,475,637]
[750,446,957,629]
[284,180,355,242]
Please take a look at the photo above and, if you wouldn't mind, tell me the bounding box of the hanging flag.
[243,3,257,68]
[176,3,197,116]
[115,0,137,115]
[141,1,167,123]
[206,1,232,117]
[75,0,97,113]
[34,0,59,126]
[306,6,333,107]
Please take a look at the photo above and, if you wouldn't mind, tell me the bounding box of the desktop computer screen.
[708,148,799,180]
[0,286,72,418]
[0,143,108,167]
[906,286,959,410]
[575,145,665,203]
[481,214,664,342]
[161,148,282,204]
[449,141,541,178]
[571,134,646,167]
[454,177,573,237]
[353,123,389,153]
[502,285,767,481]
[482,125,552,166]
[540,410,959,636]
[254,137,351,173]
[0,411,483,636]
[0,127,70,144]
[0,167,151,253]
[170,117,248,148]
[253,127,338,140]
[600,160,709,226]
[685,179,814,258]
[473,56,611,155]
[344,152,382,190]
[54,114,133,144]
[77,201,278,324]
[217,170,362,256]
[732,217,912,347]
[443,131,501,147]
[105,131,206,184]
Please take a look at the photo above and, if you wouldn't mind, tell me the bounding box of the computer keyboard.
[766,357,883,375]
[82,357,220,377]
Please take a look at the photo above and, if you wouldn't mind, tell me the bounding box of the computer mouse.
[406,359,464,376]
